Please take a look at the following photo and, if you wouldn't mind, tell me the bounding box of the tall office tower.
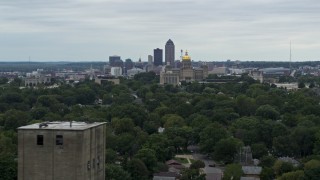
[153,48,163,66]
[125,58,134,73]
[165,39,175,66]
[109,55,121,66]
[148,55,153,64]
[18,122,106,180]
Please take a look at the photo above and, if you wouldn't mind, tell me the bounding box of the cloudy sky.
[0,0,320,62]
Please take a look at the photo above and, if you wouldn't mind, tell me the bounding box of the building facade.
[154,48,163,66]
[165,39,175,66]
[160,51,208,85]
[110,67,122,77]
[18,121,106,180]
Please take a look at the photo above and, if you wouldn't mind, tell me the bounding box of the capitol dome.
[182,51,191,61]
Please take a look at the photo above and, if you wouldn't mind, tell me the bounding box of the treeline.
[1,72,320,179]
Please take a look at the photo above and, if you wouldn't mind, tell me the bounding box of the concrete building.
[148,55,153,64]
[110,67,122,77]
[127,68,146,78]
[95,75,120,85]
[154,48,163,66]
[124,59,134,73]
[160,51,208,85]
[165,39,175,66]
[109,55,121,66]
[25,69,52,87]
[18,121,106,180]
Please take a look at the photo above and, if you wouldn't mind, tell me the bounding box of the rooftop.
[18,121,106,131]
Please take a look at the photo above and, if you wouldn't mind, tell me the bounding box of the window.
[56,135,63,145]
[87,161,91,170]
[97,156,100,168]
[37,135,43,145]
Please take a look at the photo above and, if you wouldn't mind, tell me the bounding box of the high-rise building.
[153,48,163,66]
[125,58,134,73]
[165,39,175,66]
[18,121,106,180]
[109,56,123,67]
[148,55,153,64]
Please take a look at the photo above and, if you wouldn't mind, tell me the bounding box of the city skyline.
[1,0,320,61]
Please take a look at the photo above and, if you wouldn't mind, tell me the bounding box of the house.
[153,172,180,180]
[241,166,262,180]
[166,160,185,173]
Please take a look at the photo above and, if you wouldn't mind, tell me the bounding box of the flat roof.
[18,121,106,131]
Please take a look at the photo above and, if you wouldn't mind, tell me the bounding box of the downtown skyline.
[0,0,320,62]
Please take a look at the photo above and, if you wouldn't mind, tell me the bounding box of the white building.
[110,67,122,77]
[127,68,145,78]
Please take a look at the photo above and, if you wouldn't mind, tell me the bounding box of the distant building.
[208,67,228,75]
[95,75,120,85]
[148,55,153,64]
[110,67,122,77]
[18,121,106,180]
[125,58,134,72]
[260,67,290,83]
[127,68,145,78]
[154,48,163,66]
[25,69,51,87]
[109,55,121,66]
[165,39,175,66]
[145,55,155,72]
[160,51,208,85]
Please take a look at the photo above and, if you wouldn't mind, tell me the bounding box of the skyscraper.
[153,48,163,66]
[109,56,124,70]
[165,39,175,66]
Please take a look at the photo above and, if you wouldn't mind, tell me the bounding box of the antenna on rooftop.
[290,41,292,72]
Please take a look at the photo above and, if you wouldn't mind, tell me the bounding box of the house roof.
[153,172,180,178]
[166,160,182,165]
[242,166,262,175]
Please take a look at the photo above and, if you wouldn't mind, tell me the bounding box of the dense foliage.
[1,72,320,179]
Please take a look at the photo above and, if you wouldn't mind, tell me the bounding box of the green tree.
[259,155,276,168]
[223,163,242,180]
[126,158,149,180]
[199,122,228,153]
[255,105,280,120]
[303,167,320,180]
[235,95,256,116]
[105,164,131,180]
[190,160,205,169]
[134,148,158,172]
[112,118,135,135]
[0,154,17,180]
[180,168,206,180]
[273,160,294,177]
[304,160,320,171]
[278,170,304,180]
[251,143,268,159]
[260,167,275,180]
[213,138,243,164]
[4,109,31,130]
[105,148,117,164]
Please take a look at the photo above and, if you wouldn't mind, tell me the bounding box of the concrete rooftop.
[18,121,106,131]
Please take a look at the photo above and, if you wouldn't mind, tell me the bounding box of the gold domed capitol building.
[160,49,208,85]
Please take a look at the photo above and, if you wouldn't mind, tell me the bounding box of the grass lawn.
[174,157,189,164]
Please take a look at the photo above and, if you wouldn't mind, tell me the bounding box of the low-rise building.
[18,121,106,180]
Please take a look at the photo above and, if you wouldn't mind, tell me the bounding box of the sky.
[0,0,320,62]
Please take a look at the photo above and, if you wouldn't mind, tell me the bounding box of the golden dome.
[182,51,191,61]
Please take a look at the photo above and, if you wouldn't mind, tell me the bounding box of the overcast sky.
[0,0,320,62]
